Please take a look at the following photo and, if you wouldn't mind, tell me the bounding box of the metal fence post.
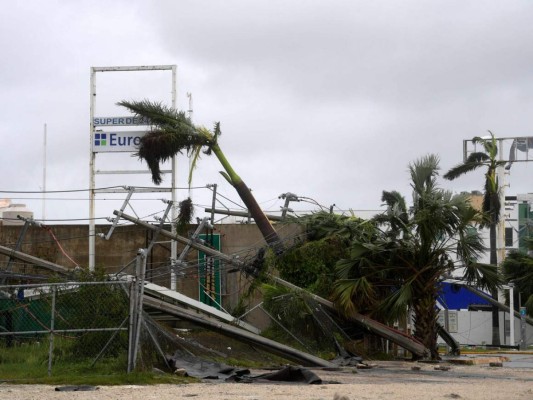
[1,281,131,375]
[128,249,146,372]
[128,263,139,372]
[48,285,56,376]
[520,307,527,350]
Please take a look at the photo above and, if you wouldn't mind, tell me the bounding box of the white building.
[504,193,533,256]
[0,199,33,225]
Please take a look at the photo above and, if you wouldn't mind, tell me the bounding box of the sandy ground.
[1,361,532,400]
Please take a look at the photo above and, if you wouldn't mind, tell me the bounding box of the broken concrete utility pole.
[0,245,70,276]
[271,276,429,358]
[116,210,430,358]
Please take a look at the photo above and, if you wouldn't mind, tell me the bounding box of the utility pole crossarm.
[114,211,245,268]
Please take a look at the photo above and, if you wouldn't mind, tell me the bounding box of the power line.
[0,185,208,194]
[4,197,192,201]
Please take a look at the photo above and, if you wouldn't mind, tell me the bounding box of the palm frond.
[502,251,533,299]
[461,261,502,293]
[332,278,376,315]
[176,197,194,232]
[118,100,185,128]
[409,154,439,196]
[377,284,413,322]
[443,151,491,181]
[381,190,406,211]
[473,131,499,159]
[213,121,222,144]
[118,100,213,184]
[202,122,221,156]
[188,144,203,186]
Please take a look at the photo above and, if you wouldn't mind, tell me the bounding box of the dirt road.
[1,360,532,400]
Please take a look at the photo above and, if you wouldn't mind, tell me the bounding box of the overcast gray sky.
[1,0,532,223]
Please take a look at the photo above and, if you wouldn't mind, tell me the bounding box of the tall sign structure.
[463,135,533,267]
[89,65,178,273]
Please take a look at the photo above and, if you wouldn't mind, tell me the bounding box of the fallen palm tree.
[118,100,282,253]
[117,100,430,357]
[117,210,430,358]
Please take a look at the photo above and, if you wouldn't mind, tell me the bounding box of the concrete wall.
[0,222,302,316]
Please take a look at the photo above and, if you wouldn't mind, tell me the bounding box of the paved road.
[500,352,533,368]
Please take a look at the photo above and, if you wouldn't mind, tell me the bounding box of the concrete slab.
[447,356,510,365]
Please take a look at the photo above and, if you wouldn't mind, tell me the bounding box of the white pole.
[170,65,178,291]
[89,68,96,271]
[497,139,506,303]
[42,123,47,221]
[509,284,515,347]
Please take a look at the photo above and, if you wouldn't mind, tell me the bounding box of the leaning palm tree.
[118,100,282,252]
[332,154,501,359]
[444,131,507,345]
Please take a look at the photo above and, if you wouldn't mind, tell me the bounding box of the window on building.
[505,227,514,247]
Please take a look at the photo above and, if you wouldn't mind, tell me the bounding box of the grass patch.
[0,339,195,385]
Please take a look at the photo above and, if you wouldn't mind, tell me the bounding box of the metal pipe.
[0,327,128,336]
[47,286,56,376]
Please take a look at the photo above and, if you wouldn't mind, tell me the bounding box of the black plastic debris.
[226,366,322,384]
[167,351,325,384]
[55,385,99,391]
[331,355,364,367]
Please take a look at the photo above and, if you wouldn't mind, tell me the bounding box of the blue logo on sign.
[94,133,107,146]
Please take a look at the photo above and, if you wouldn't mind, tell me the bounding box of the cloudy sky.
[1,0,532,224]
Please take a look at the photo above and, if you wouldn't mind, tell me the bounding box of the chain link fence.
[0,281,132,376]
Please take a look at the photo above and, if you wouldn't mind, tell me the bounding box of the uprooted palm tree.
[332,154,501,359]
[118,100,282,252]
[444,131,507,345]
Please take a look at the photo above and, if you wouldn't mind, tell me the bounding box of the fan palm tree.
[118,100,282,252]
[332,154,501,359]
[502,250,533,317]
[443,131,507,345]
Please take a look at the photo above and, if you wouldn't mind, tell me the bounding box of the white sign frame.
[89,65,178,275]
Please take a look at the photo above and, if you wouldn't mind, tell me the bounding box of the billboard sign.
[93,116,150,126]
[92,131,147,153]
[198,234,221,309]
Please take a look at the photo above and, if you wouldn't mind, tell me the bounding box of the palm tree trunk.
[212,144,284,253]
[413,295,440,360]
[489,223,501,346]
